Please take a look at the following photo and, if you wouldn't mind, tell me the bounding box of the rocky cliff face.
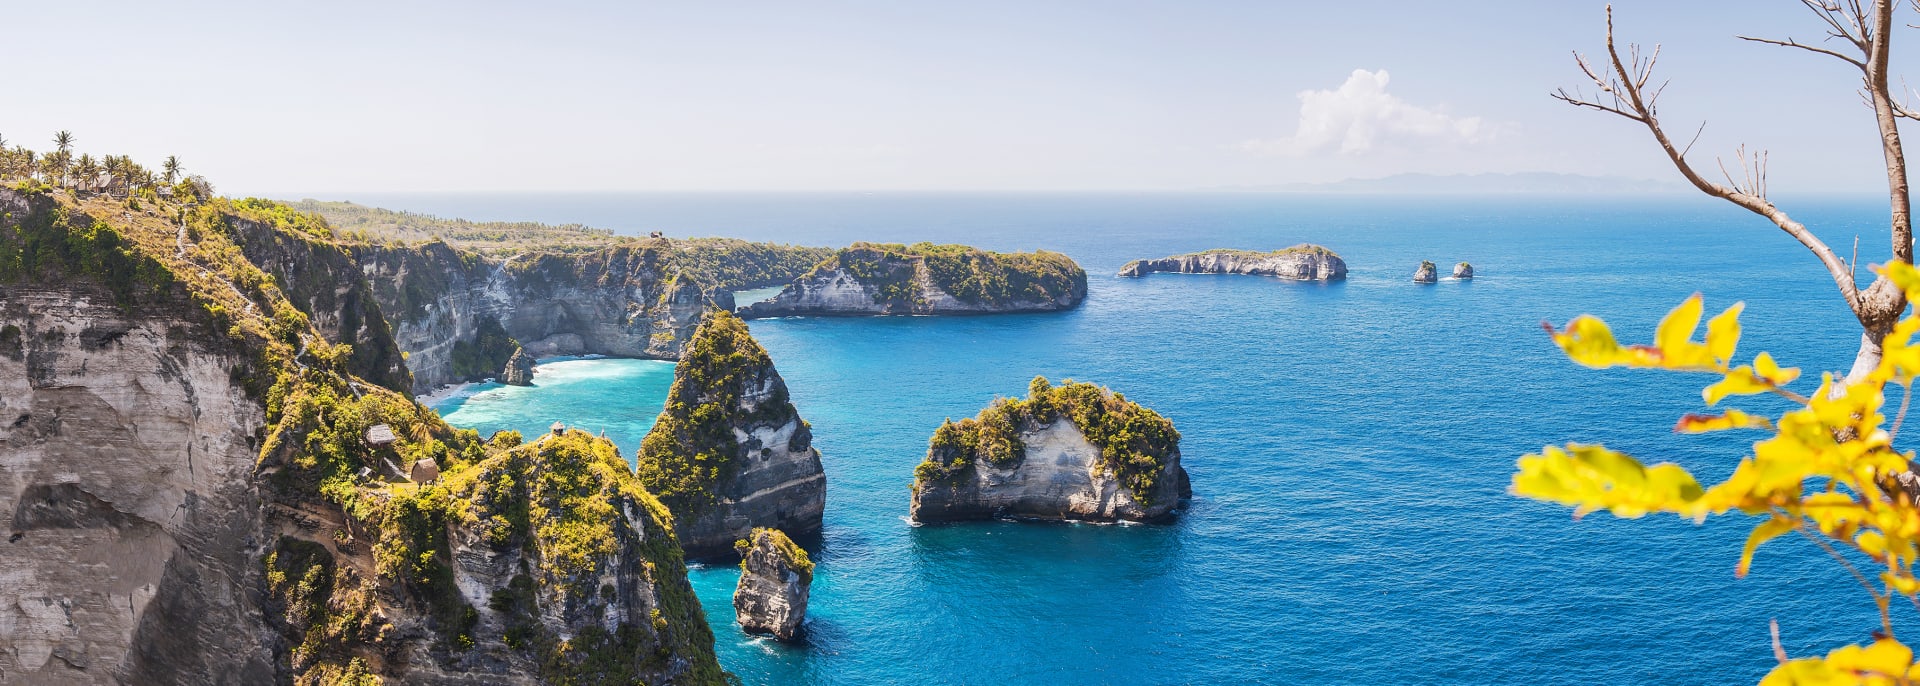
[731,528,811,641]
[636,311,825,559]
[910,378,1189,524]
[739,242,1086,318]
[1117,246,1347,280]
[349,242,731,393]
[0,189,726,685]
[0,282,278,685]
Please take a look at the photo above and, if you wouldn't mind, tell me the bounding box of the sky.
[5,1,1915,194]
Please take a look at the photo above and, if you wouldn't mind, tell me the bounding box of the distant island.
[1210,172,1682,195]
[1118,245,1346,280]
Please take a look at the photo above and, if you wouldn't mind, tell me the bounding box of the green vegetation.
[734,528,814,581]
[262,537,383,682]
[806,242,1085,307]
[668,237,834,290]
[449,316,520,381]
[635,310,788,517]
[915,376,1181,505]
[287,199,618,253]
[290,200,829,291]
[443,430,725,685]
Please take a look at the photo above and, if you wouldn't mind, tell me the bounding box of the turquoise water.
[411,193,1909,685]
[429,356,677,457]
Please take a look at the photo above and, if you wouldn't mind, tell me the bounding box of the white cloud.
[1241,69,1488,156]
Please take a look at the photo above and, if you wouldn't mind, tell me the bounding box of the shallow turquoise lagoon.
[427,356,676,457]
[411,192,1913,685]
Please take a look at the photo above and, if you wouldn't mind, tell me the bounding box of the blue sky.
[6,1,1911,193]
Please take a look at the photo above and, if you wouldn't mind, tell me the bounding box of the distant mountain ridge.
[1215,172,1684,194]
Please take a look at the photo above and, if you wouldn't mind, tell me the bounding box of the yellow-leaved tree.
[1515,268,1920,683]
[1533,3,1920,682]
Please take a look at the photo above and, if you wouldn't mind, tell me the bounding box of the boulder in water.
[1413,260,1438,283]
[499,346,535,386]
[732,528,812,641]
[1453,262,1474,279]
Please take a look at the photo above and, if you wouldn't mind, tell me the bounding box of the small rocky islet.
[733,527,813,641]
[1413,259,1474,282]
[910,376,1191,523]
[1118,244,1346,280]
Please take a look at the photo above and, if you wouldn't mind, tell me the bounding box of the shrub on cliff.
[915,376,1180,504]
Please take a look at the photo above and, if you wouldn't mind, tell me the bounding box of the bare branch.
[1737,35,1868,67]
[1553,5,1865,316]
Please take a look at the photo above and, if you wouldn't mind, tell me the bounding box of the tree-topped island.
[1117,244,1347,280]
[738,241,1087,317]
[634,309,826,558]
[910,377,1191,523]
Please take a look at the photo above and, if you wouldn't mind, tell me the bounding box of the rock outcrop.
[739,242,1086,318]
[732,528,812,641]
[910,377,1190,523]
[0,188,727,685]
[499,346,535,386]
[347,241,727,393]
[1453,262,1474,279]
[636,310,825,558]
[1413,260,1438,283]
[1117,245,1346,280]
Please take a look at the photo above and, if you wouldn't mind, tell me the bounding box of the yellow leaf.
[1704,369,1772,406]
[1656,294,1704,353]
[1755,352,1801,386]
[1511,444,1706,519]
[1674,409,1773,433]
[1738,516,1795,577]
[1705,302,1744,365]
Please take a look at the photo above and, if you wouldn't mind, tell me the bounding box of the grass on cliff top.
[636,309,798,519]
[914,376,1181,505]
[806,241,1086,307]
[291,199,831,288]
[735,527,815,580]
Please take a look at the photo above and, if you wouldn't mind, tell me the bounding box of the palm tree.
[163,156,180,184]
[74,155,99,191]
[52,131,72,154]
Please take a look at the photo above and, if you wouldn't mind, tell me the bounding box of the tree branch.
[1737,35,1867,67]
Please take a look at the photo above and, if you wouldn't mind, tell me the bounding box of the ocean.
[409,192,1905,685]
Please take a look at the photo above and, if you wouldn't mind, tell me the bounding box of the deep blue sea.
[401,192,1912,685]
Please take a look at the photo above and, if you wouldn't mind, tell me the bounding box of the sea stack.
[733,528,813,641]
[635,309,826,558]
[1413,260,1438,283]
[738,242,1086,317]
[910,377,1190,523]
[1117,245,1346,280]
[1453,262,1474,279]
[499,346,535,385]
